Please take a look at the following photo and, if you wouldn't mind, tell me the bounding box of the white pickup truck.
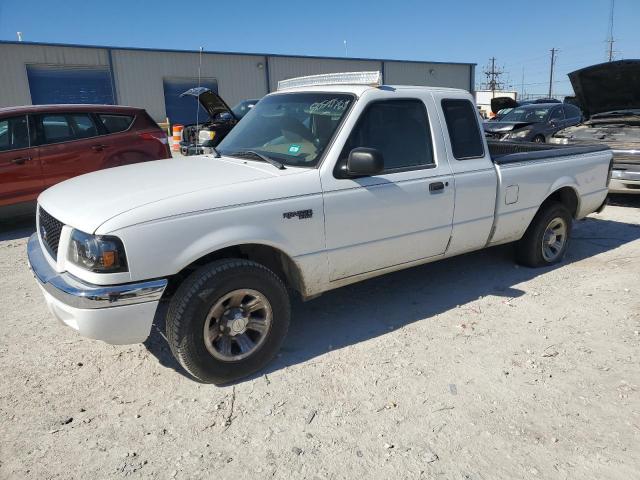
[28,72,612,384]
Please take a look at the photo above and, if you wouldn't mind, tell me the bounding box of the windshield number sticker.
[288,144,301,154]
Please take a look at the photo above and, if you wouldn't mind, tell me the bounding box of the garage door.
[26,65,115,105]
[163,77,218,125]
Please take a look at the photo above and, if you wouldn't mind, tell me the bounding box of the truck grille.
[39,208,64,259]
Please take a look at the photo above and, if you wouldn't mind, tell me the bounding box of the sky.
[1,0,638,98]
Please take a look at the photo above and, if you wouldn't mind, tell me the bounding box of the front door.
[322,98,454,281]
[0,114,42,207]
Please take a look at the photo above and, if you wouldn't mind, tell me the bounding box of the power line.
[607,0,616,61]
[481,57,506,97]
[548,48,557,98]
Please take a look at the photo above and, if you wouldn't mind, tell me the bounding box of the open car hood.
[569,60,640,118]
[491,96,518,114]
[180,87,237,121]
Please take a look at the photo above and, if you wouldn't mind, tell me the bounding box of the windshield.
[501,106,552,123]
[218,92,354,167]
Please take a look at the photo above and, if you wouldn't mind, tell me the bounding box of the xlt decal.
[283,209,313,220]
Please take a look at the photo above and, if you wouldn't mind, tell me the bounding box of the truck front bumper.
[27,233,167,344]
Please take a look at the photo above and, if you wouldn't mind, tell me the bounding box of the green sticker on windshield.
[288,144,301,154]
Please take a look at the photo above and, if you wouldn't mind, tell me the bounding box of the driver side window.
[549,108,564,122]
[339,99,434,172]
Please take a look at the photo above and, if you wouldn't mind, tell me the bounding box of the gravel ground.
[1,198,639,480]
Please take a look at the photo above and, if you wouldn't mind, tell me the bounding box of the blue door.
[27,65,115,105]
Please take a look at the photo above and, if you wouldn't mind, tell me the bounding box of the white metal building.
[0,41,475,124]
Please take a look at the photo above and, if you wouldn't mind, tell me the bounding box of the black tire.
[515,202,572,267]
[166,259,290,384]
[533,135,545,143]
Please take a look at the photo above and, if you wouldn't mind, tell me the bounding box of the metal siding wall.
[384,62,472,90]
[268,57,382,91]
[0,44,108,107]
[111,50,268,122]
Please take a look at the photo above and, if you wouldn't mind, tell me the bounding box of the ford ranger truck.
[28,72,612,384]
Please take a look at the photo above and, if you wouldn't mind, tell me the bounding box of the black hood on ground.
[569,60,640,118]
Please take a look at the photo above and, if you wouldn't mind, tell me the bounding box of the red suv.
[0,105,171,216]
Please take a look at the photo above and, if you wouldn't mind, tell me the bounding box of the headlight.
[549,137,569,145]
[198,130,216,143]
[509,129,532,139]
[68,229,128,273]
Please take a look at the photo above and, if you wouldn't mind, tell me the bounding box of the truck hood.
[483,121,535,133]
[553,124,640,164]
[38,156,288,233]
[569,60,640,118]
[180,87,237,121]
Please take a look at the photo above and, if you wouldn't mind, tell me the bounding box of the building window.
[163,77,219,125]
[26,65,115,105]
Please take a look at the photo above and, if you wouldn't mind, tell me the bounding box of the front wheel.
[533,134,546,143]
[516,202,572,267]
[166,259,291,384]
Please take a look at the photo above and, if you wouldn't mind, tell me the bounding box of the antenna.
[607,0,615,61]
[195,46,203,151]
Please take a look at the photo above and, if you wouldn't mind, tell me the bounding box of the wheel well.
[163,244,305,300]
[542,187,579,218]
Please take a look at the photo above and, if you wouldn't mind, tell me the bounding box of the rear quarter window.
[441,99,484,160]
[97,114,134,134]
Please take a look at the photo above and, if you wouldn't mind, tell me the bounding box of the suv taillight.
[139,131,168,144]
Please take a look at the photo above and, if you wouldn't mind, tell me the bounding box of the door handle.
[11,156,31,165]
[429,181,446,192]
[91,144,108,151]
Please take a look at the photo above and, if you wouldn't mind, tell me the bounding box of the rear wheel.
[166,259,290,384]
[516,202,572,267]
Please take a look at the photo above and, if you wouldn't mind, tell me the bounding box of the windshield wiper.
[592,110,640,119]
[229,150,286,169]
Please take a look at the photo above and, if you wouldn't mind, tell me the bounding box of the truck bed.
[488,140,610,164]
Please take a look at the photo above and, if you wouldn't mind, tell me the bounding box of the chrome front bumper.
[27,233,167,309]
[27,233,168,344]
[610,168,640,194]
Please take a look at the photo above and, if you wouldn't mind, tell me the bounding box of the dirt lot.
[1,198,639,480]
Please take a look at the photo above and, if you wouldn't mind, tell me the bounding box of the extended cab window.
[441,99,484,159]
[98,114,134,134]
[341,99,434,171]
[0,115,29,151]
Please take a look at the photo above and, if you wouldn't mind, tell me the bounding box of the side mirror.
[346,148,384,176]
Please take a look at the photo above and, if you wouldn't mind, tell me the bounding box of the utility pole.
[482,57,505,98]
[520,66,525,99]
[607,0,615,61]
[548,48,556,98]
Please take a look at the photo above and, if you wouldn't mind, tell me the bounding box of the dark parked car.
[179,88,260,156]
[483,103,583,142]
[0,104,171,217]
